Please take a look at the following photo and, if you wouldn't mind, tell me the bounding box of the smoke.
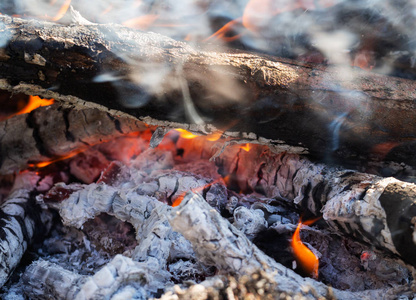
[1,0,416,130]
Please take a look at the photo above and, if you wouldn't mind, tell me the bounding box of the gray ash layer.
[0,134,415,299]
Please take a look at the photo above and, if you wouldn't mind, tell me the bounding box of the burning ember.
[1,0,416,299]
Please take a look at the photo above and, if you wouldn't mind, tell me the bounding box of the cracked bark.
[176,137,416,267]
[0,102,149,174]
[0,15,415,168]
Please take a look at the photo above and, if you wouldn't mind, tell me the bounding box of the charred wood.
[0,15,415,167]
[0,172,51,287]
[178,138,416,268]
[168,192,404,300]
[0,101,148,174]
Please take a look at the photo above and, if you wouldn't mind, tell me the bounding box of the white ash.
[3,138,415,298]
[0,172,52,287]
[22,254,170,300]
[183,139,416,267]
[232,206,267,240]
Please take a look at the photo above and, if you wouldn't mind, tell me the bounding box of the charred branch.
[0,15,415,167]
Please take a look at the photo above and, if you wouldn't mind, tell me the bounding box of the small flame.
[175,128,199,139]
[28,149,85,169]
[291,218,319,279]
[240,143,251,152]
[204,18,243,42]
[14,96,54,116]
[51,0,71,21]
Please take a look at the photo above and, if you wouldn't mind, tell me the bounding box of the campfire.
[0,0,416,299]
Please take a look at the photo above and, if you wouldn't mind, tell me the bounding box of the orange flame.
[175,128,199,139]
[28,149,85,169]
[240,143,251,152]
[14,96,55,116]
[207,0,335,42]
[204,17,243,42]
[51,0,71,21]
[101,4,113,16]
[291,218,319,278]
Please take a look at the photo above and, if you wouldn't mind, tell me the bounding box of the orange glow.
[175,128,199,139]
[240,143,251,152]
[206,132,222,142]
[28,149,85,169]
[14,96,54,116]
[51,0,71,21]
[172,178,222,207]
[122,14,159,30]
[206,0,336,43]
[291,218,319,278]
[369,141,406,160]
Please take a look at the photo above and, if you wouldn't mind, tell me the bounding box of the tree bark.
[0,15,416,167]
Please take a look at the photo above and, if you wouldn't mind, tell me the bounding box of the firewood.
[35,144,415,297]
[168,192,404,300]
[0,172,51,287]
[0,15,416,167]
[175,137,416,267]
[0,101,148,174]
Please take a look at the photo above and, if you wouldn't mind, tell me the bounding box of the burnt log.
[177,137,416,268]
[0,15,416,168]
[168,193,405,300]
[0,99,148,174]
[0,172,51,286]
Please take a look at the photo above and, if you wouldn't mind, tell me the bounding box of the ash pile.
[0,129,415,300]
